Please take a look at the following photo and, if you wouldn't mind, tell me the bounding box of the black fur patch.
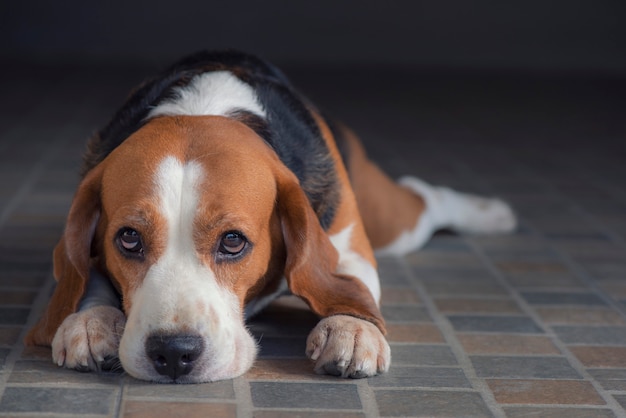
[82,50,339,230]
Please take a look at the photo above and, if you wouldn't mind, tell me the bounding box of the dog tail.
[375,176,517,257]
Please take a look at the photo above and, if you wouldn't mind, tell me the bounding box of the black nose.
[145,334,204,381]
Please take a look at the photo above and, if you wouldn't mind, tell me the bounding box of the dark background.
[1,0,625,183]
[2,0,626,74]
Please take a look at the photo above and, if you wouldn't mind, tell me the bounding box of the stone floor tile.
[245,359,332,381]
[126,379,235,399]
[505,273,584,289]
[569,346,626,368]
[422,279,508,297]
[458,334,560,355]
[471,355,581,379]
[123,401,236,418]
[503,406,616,417]
[434,297,522,314]
[535,307,626,325]
[380,287,421,304]
[448,315,544,333]
[254,411,364,418]
[521,291,607,306]
[487,379,605,405]
[553,325,626,345]
[0,387,118,414]
[495,260,585,289]
[390,344,457,366]
[386,323,445,343]
[381,305,431,322]
[8,360,121,385]
[250,382,361,409]
[368,366,470,388]
[494,260,570,274]
[412,267,494,281]
[375,389,493,417]
[406,252,484,269]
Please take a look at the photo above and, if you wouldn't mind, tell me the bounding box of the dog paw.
[51,306,126,372]
[306,315,390,378]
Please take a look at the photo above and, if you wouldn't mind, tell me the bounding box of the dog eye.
[117,228,144,256]
[219,231,247,255]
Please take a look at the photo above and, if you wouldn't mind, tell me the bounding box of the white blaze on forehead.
[147,71,266,119]
[118,156,257,381]
[329,224,381,304]
[154,156,203,250]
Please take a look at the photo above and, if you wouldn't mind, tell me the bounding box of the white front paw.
[51,306,126,372]
[306,315,390,378]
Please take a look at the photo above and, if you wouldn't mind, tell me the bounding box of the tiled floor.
[1,63,625,417]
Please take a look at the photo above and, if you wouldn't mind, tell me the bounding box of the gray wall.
[2,0,625,73]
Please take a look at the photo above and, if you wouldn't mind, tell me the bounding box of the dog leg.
[51,269,126,371]
[306,315,390,378]
[376,176,517,256]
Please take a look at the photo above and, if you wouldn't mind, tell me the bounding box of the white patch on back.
[329,224,381,304]
[118,156,257,382]
[147,71,266,119]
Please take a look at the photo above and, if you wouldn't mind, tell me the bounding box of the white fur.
[329,224,381,304]
[118,157,257,382]
[376,176,517,256]
[147,71,266,119]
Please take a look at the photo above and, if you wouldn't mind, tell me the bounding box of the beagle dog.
[25,50,516,383]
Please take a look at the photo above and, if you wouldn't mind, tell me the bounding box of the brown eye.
[219,232,247,255]
[117,228,144,257]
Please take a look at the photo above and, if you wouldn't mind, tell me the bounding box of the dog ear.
[24,165,103,346]
[275,167,385,334]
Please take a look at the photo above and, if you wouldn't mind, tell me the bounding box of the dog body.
[26,51,516,383]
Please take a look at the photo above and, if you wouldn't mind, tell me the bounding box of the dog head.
[41,115,361,382]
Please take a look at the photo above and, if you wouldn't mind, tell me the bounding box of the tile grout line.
[356,378,380,418]
[233,376,253,418]
[113,380,126,418]
[465,235,626,417]
[398,256,507,418]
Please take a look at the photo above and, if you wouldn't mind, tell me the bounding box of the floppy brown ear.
[276,168,386,334]
[24,166,103,346]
